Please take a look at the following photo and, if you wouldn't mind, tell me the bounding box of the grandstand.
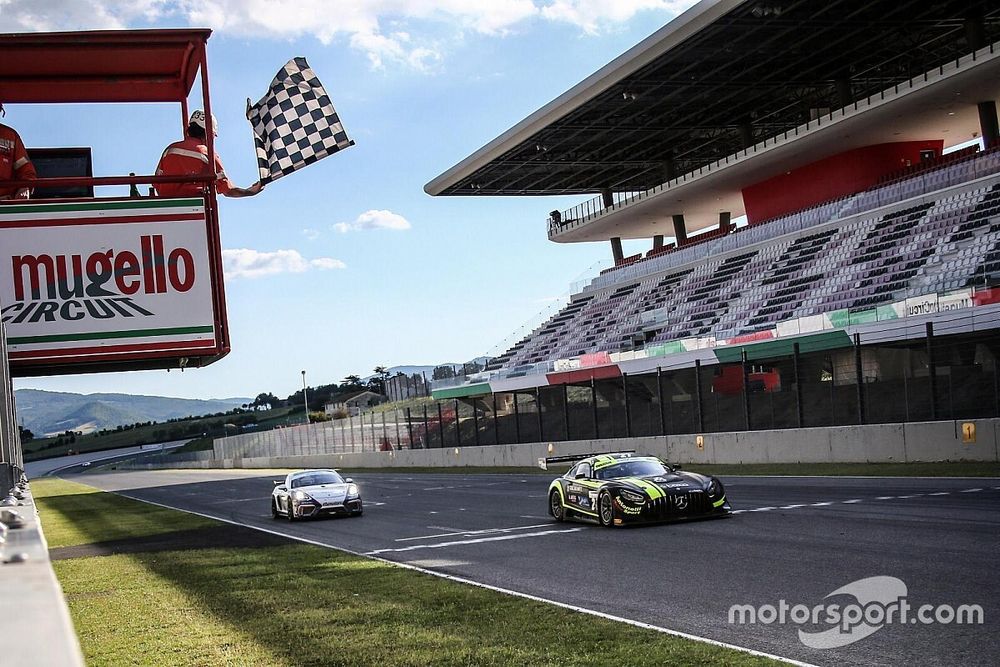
[424,0,1000,436]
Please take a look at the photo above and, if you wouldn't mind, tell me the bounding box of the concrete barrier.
[0,486,85,666]
[121,418,1000,471]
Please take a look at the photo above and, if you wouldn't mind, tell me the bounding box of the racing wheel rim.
[550,490,564,521]
[599,491,614,526]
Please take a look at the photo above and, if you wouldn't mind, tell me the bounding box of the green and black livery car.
[543,452,731,527]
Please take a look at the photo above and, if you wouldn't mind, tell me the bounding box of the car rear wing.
[537,451,635,471]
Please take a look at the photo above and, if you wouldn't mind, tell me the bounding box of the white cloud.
[0,0,166,32]
[0,1,696,70]
[301,228,321,240]
[222,248,345,280]
[540,0,696,34]
[334,209,411,233]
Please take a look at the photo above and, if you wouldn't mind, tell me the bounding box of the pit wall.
[0,487,86,666]
[128,419,999,470]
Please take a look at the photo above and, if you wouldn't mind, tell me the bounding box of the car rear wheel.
[549,489,565,522]
[598,490,615,527]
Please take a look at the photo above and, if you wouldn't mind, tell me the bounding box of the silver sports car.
[271,469,363,521]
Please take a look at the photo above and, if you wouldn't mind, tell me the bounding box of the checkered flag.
[247,57,354,185]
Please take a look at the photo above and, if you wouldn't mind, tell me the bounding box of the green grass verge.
[33,479,217,549]
[340,462,1000,477]
[32,478,778,667]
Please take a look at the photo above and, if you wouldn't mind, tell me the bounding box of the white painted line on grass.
[98,488,817,667]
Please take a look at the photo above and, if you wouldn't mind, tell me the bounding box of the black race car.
[543,452,730,526]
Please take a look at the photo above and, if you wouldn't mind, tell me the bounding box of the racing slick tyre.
[271,500,279,520]
[598,490,615,527]
[549,489,565,522]
[287,503,297,522]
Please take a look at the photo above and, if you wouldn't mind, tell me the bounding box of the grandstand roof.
[425,0,1000,235]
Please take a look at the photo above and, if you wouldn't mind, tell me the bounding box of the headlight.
[292,490,310,501]
[347,484,360,497]
[619,490,645,504]
[707,479,722,496]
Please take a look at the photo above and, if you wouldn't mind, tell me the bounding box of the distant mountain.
[14,389,251,437]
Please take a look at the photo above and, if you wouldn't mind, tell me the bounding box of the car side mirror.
[673,464,682,471]
[273,480,283,486]
[574,472,587,480]
[344,478,354,483]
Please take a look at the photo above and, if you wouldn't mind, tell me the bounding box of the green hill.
[15,389,251,437]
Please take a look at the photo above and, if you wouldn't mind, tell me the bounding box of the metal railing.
[1,323,24,494]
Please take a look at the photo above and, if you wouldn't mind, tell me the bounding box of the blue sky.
[4,0,696,400]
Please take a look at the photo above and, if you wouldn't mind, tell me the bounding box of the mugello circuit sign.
[0,198,220,368]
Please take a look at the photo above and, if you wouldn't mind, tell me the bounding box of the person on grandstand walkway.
[155,110,263,198]
[0,104,37,200]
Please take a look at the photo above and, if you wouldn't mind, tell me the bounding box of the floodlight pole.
[301,370,309,425]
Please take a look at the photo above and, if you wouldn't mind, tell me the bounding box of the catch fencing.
[215,314,1000,462]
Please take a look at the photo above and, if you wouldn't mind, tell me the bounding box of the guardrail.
[1,323,23,494]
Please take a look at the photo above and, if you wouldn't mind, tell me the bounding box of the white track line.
[103,489,816,667]
[369,528,583,555]
[396,523,553,542]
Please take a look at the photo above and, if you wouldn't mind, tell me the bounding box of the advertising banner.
[0,198,221,371]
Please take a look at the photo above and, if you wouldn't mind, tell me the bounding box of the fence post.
[591,378,599,439]
[514,393,522,443]
[492,393,500,445]
[423,405,431,448]
[694,360,705,432]
[423,371,429,397]
[926,322,937,420]
[623,373,632,437]
[656,367,666,435]
[437,402,446,447]
[563,383,571,441]
[395,408,402,449]
[854,334,866,424]
[473,399,481,446]
[741,351,751,430]
[536,387,544,441]
[405,408,414,448]
[793,343,804,428]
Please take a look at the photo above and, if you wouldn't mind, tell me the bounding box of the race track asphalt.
[60,468,1000,667]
